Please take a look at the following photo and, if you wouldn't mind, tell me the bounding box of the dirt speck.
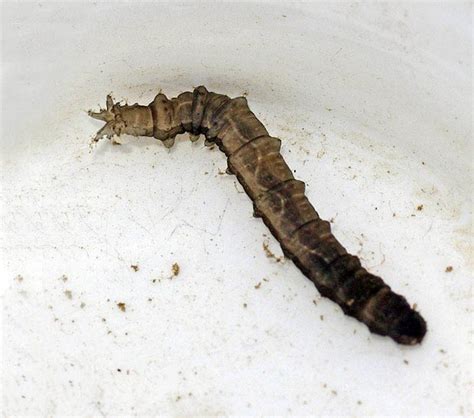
[417,204,424,211]
[254,282,261,289]
[64,290,73,300]
[61,274,68,282]
[130,264,139,272]
[445,265,453,272]
[15,275,24,283]
[320,315,324,321]
[80,302,86,309]
[403,359,409,365]
[243,303,247,308]
[171,263,180,277]
[315,144,327,158]
[117,302,126,312]
[262,240,283,263]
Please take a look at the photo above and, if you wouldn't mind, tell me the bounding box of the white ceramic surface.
[1,2,472,416]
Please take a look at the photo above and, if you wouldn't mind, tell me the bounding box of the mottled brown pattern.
[89,86,427,345]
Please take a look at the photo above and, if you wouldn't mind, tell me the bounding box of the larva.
[89,86,427,345]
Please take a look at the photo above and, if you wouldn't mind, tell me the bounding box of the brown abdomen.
[192,86,426,345]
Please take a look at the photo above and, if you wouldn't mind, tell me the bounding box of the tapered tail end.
[390,310,427,345]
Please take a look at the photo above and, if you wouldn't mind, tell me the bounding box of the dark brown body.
[89,86,427,345]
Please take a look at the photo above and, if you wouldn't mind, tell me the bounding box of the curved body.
[89,86,427,345]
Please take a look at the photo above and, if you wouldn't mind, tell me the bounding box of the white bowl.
[2,2,471,415]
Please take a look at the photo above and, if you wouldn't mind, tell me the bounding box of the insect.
[89,86,427,345]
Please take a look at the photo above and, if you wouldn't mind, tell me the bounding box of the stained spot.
[171,263,180,277]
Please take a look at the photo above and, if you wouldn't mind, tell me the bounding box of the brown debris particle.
[171,263,180,277]
[320,315,324,321]
[61,274,68,282]
[15,275,24,283]
[403,359,409,365]
[243,303,247,308]
[262,240,283,263]
[254,282,261,289]
[417,204,424,211]
[130,264,139,272]
[117,302,126,312]
[80,302,86,309]
[64,290,73,300]
[445,266,453,272]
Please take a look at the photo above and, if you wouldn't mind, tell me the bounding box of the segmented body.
[89,86,427,345]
